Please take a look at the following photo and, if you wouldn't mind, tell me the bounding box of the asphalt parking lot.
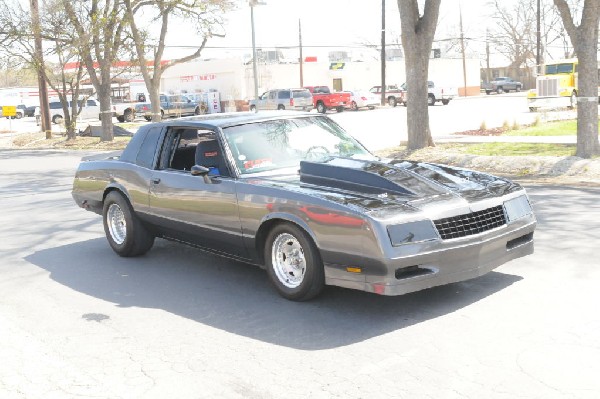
[1,150,599,399]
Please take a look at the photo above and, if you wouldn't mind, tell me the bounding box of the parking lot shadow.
[26,238,522,350]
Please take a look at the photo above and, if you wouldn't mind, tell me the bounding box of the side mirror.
[191,165,212,184]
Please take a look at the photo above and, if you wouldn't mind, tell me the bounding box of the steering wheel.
[305,145,330,160]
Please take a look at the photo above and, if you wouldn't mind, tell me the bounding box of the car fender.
[259,211,318,245]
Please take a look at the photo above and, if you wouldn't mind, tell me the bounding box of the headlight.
[387,220,439,246]
[504,195,533,223]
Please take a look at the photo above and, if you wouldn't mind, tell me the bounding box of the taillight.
[290,98,294,106]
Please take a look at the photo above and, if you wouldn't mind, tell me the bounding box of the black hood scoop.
[300,158,416,197]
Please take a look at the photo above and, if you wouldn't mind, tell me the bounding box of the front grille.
[537,77,559,97]
[434,205,506,240]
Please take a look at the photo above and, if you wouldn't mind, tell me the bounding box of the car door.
[84,99,100,120]
[147,127,246,257]
[180,95,195,115]
[257,92,268,109]
[160,94,169,116]
[266,90,277,110]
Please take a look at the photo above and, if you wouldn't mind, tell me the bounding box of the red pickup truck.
[304,86,352,113]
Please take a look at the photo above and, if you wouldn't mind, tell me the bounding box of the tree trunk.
[97,86,114,142]
[398,0,440,150]
[146,85,162,122]
[576,48,600,157]
[554,0,600,158]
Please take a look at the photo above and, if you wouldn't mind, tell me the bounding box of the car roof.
[154,111,316,129]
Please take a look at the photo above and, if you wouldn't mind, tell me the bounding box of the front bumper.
[324,219,536,296]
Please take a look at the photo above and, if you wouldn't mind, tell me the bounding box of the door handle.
[151,178,161,184]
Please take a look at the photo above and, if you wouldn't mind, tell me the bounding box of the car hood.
[246,157,523,214]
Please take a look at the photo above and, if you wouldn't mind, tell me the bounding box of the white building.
[159,56,481,110]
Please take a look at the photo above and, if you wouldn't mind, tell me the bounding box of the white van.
[49,98,101,124]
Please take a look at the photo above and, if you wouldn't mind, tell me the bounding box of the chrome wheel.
[271,233,306,289]
[107,203,127,245]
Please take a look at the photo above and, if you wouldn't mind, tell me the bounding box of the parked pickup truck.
[136,94,203,121]
[483,77,522,94]
[304,86,351,113]
[400,81,458,106]
[112,102,138,123]
[369,84,405,107]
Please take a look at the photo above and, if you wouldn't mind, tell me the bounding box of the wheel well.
[254,218,317,265]
[103,187,130,206]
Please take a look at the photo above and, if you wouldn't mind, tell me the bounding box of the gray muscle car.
[72,111,536,301]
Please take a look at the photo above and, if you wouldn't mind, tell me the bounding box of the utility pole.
[30,0,51,138]
[299,19,303,87]
[459,1,467,97]
[380,0,386,106]
[486,29,491,83]
[536,0,541,74]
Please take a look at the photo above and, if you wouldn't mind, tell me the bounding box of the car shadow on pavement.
[26,238,522,350]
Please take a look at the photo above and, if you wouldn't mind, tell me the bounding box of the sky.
[164,0,492,61]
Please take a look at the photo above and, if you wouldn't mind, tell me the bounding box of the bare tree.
[61,0,130,141]
[124,0,233,122]
[554,0,600,158]
[397,0,441,150]
[488,0,537,76]
[0,0,89,139]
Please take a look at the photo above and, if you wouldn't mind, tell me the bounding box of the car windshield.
[223,116,375,175]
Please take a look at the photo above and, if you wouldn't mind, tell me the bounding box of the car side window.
[158,128,229,177]
[135,127,162,169]
[268,91,276,100]
[278,91,290,99]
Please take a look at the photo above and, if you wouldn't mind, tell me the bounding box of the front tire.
[124,110,135,122]
[103,191,155,257]
[265,223,325,301]
[568,91,577,109]
[388,96,397,107]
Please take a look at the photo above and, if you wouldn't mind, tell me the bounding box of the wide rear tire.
[427,94,435,106]
[103,191,154,257]
[265,223,325,301]
[316,102,326,114]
